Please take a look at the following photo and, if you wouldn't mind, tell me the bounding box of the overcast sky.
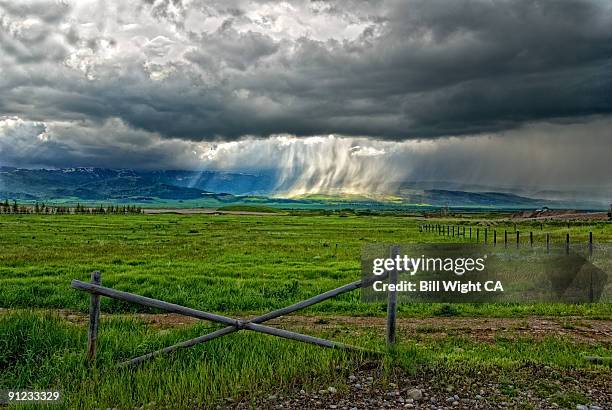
[1,0,611,194]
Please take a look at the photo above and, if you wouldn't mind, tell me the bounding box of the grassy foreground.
[0,213,611,408]
[1,310,611,408]
[0,311,352,408]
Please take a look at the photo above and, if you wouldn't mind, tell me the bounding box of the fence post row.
[420,223,594,255]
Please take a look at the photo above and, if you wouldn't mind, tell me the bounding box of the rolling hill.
[0,166,592,209]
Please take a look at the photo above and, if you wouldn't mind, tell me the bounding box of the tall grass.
[0,311,358,409]
[2,310,610,408]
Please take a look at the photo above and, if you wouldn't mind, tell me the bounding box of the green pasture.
[0,214,610,316]
[0,213,611,408]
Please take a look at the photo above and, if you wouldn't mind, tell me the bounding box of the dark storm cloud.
[1,0,611,142]
[0,116,209,170]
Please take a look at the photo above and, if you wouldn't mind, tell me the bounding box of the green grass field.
[1,214,611,316]
[1,213,611,408]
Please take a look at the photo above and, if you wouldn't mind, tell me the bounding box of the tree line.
[0,200,143,215]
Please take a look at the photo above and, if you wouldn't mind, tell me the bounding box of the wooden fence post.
[589,232,594,303]
[504,230,508,247]
[87,271,101,362]
[469,227,472,240]
[530,232,533,247]
[484,228,488,244]
[566,233,570,255]
[546,233,550,253]
[516,231,520,249]
[493,230,497,246]
[386,245,400,346]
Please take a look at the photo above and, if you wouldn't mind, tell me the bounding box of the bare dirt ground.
[43,310,612,346]
[272,315,612,345]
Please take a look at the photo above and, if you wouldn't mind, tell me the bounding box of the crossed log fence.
[72,251,399,366]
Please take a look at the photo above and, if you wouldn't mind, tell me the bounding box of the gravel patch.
[219,364,611,409]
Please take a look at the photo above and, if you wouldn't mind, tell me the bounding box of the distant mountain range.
[0,167,274,200]
[0,167,603,209]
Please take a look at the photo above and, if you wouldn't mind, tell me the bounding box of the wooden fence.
[72,265,399,366]
[419,223,595,256]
